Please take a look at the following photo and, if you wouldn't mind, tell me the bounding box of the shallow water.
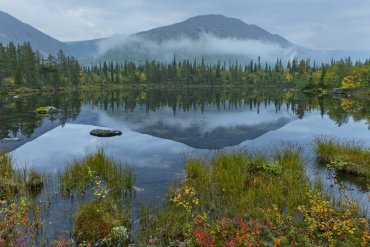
[1,87,369,241]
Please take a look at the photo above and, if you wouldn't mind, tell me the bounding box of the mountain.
[0,11,65,55]
[97,14,300,64]
[134,14,293,48]
[65,39,103,60]
[1,11,369,64]
[0,10,99,58]
[98,14,370,64]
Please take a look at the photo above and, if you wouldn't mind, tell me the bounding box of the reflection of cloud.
[11,124,197,171]
[101,103,296,134]
[240,112,370,148]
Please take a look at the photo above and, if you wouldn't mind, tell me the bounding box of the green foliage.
[1,40,370,91]
[0,42,80,88]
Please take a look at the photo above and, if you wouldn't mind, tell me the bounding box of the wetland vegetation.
[1,145,369,246]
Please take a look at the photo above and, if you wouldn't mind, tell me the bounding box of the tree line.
[0,42,80,88]
[0,42,370,90]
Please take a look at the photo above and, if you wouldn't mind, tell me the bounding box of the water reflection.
[1,88,369,150]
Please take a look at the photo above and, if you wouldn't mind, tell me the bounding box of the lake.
[1,86,369,241]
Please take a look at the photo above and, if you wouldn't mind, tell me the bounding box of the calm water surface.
[1,87,369,241]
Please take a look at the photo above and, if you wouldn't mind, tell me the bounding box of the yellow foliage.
[284,69,293,82]
[283,91,293,102]
[341,75,362,89]
[310,71,322,86]
[298,191,369,246]
[340,98,355,112]
[3,77,15,85]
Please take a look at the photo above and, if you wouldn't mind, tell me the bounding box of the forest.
[0,42,370,91]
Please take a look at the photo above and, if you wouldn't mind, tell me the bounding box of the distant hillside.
[0,10,99,58]
[134,14,293,47]
[97,14,299,64]
[0,11,65,55]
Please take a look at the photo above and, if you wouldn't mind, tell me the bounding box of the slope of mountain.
[0,10,99,58]
[97,14,298,64]
[0,11,65,55]
[65,39,103,60]
[134,14,293,48]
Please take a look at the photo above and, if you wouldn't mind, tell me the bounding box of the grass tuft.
[59,148,134,197]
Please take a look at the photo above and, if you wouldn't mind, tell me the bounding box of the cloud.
[96,32,297,63]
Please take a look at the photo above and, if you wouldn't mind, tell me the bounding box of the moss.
[35,106,58,115]
[73,199,130,245]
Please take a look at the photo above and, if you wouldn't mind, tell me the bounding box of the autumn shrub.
[0,197,41,246]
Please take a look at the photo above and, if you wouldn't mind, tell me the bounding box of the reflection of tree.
[0,93,82,139]
[1,88,369,140]
[81,88,370,129]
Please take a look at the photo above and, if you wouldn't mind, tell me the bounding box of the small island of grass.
[315,137,370,184]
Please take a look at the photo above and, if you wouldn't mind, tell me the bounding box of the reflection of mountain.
[134,117,292,149]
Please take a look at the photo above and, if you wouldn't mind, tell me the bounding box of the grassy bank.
[315,137,370,185]
[138,147,369,246]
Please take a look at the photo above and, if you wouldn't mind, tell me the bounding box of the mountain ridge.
[1,11,369,64]
[133,14,293,48]
[0,10,65,55]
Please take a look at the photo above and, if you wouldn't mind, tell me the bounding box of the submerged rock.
[35,106,60,115]
[90,129,123,137]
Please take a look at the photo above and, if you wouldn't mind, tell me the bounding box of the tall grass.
[0,151,19,197]
[59,148,134,197]
[185,147,309,218]
[315,136,370,181]
[137,147,369,246]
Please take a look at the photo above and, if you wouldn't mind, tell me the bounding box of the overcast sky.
[1,0,370,50]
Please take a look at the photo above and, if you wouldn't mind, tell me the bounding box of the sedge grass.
[315,136,370,181]
[185,147,309,218]
[59,148,134,197]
